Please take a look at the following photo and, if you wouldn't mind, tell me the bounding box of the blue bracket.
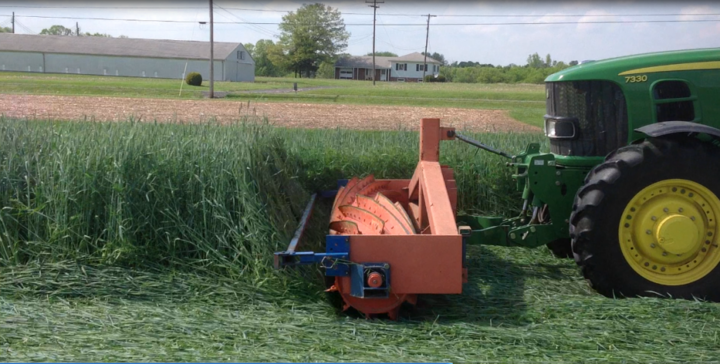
[324,235,350,276]
[274,235,352,277]
[274,179,354,274]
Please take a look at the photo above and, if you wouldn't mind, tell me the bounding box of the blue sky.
[1,1,719,65]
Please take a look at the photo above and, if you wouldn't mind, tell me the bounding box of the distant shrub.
[316,61,336,79]
[424,74,446,83]
[185,72,202,86]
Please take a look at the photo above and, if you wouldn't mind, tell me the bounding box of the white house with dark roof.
[334,52,441,82]
[0,33,255,82]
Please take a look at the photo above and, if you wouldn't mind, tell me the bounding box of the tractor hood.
[545,48,720,82]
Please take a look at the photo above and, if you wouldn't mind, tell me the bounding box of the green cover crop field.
[0,117,719,363]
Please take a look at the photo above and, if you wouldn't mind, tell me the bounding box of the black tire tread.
[569,137,720,301]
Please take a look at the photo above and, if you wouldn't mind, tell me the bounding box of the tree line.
[440,53,578,84]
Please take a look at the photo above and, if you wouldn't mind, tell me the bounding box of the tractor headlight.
[544,115,578,139]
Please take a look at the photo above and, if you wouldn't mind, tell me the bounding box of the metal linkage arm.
[452,131,513,159]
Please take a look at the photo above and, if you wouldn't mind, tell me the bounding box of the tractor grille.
[546,81,629,157]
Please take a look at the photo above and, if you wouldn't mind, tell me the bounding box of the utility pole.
[76,22,80,36]
[209,0,214,98]
[11,12,14,33]
[422,14,436,82]
[366,0,384,85]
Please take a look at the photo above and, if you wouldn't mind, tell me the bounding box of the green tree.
[243,43,255,58]
[316,61,336,78]
[0,26,11,33]
[365,51,397,57]
[83,32,114,37]
[40,25,75,36]
[274,3,350,78]
[526,52,544,68]
[252,39,283,77]
[422,51,446,66]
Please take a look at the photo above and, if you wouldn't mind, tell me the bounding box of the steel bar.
[454,132,513,159]
[286,193,317,254]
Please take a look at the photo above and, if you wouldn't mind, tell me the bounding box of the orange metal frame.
[338,118,464,295]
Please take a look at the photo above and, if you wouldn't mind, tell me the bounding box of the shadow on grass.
[400,246,529,326]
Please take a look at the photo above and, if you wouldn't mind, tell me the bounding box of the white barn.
[0,33,255,82]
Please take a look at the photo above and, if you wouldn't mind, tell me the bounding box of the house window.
[416,64,427,72]
[653,80,695,122]
[237,51,244,60]
[395,63,407,71]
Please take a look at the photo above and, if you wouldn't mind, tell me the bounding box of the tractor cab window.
[653,81,696,122]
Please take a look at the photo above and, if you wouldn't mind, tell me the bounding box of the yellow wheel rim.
[619,179,720,286]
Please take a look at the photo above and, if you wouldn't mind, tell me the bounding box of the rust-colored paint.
[408,167,420,201]
[345,234,463,294]
[419,161,458,236]
[420,118,441,162]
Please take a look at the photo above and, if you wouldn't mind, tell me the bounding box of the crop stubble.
[1,94,539,132]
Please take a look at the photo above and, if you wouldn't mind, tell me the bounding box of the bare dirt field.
[1,94,539,132]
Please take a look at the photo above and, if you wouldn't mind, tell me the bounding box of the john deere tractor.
[527,47,720,300]
[276,48,720,318]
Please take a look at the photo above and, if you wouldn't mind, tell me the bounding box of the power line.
[214,4,278,36]
[1,5,719,18]
[6,14,720,26]
[13,19,34,34]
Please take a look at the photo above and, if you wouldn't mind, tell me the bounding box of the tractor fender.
[635,121,720,139]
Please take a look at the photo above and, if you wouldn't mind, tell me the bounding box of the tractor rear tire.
[547,238,573,259]
[569,137,720,301]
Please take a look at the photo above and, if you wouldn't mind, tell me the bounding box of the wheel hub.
[655,214,699,255]
[619,179,720,286]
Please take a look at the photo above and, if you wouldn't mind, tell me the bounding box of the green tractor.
[468,47,720,300]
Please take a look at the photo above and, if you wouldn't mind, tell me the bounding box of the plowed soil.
[1,94,539,132]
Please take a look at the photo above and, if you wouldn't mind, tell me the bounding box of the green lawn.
[4,250,719,363]
[0,72,546,127]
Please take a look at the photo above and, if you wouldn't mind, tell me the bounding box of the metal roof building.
[0,33,255,82]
